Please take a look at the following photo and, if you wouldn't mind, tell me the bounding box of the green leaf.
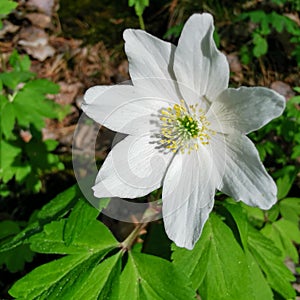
[24,79,59,95]
[241,202,265,228]
[163,23,184,39]
[0,71,34,89]
[44,139,59,151]
[172,213,253,300]
[253,33,268,57]
[38,184,82,220]
[29,219,117,255]
[275,165,297,199]
[265,204,280,222]
[248,227,296,299]
[9,254,96,299]
[0,95,15,139]
[222,201,249,249]
[262,219,300,263]
[0,221,34,272]
[9,50,31,71]
[0,244,34,272]
[0,220,19,240]
[223,203,274,299]
[13,88,60,129]
[9,219,119,299]
[0,0,17,16]
[270,12,285,33]
[118,251,195,299]
[244,251,273,300]
[0,185,81,253]
[128,0,149,17]
[0,140,21,182]
[63,198,100,246]
[279,197,300,223]
[74,252,122,299]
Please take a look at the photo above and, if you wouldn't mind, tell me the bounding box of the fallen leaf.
[25,13,51,29]
[26,0,55,16]
[270,81,295,100]
[18,26,55,61]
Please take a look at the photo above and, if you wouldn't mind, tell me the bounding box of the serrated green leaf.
[0,140,21,182]
[248,226,296,299]
[13,88,60,129]
[172,228,209,290]
[0,221,34,272]
[0,185,81,253]
[128,0,149,17]
[0,243,34,272]
[276,166,297,199]
[241,202,265,227]
[270,12,285,33]
[24,79,59,95]
[9,254,92,299]
[30,219,117,255]
[63,198,100,246]
[244,251,273,300]
[173,214,253,300]
[279,197,300,223]
[38,184,81,220]
[265,204,280,222]
[74,252,121,299]
[118,251,195,300]
[262,219,300,263]
[0,71,34,89]
[222,203,275,299]
[10,218,119,299]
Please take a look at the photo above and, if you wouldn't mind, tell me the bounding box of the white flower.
[82,13,285,249]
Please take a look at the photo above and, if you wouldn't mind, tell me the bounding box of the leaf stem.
[138,15,145,30]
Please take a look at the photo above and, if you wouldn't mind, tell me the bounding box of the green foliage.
[4,186,299,299]
[0,50,68,195]
[7,188,195,299]
[128,0,149,17]
[237,10,300,63]
[128,0,149,29]
[251,89,300,169]
[164,23,184,39]
[172,208,296,300]
[0,0,17,28]
[1,2,300,299]
[0,220,34,272]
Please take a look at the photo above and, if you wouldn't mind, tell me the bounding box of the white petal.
[124,29,179,101]
[213,133,277,209]
[82,84,172,135]
[162,145,219,249]
[173,13,229,104]
[206,87,286,134]
[93,134,174,198]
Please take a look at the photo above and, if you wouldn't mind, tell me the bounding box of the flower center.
[159,100,214,154]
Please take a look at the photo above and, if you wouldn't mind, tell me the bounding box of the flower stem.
[120,204,161,251]
[121,222,147,251]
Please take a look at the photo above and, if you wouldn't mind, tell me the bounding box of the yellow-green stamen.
[159,100,214,154]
